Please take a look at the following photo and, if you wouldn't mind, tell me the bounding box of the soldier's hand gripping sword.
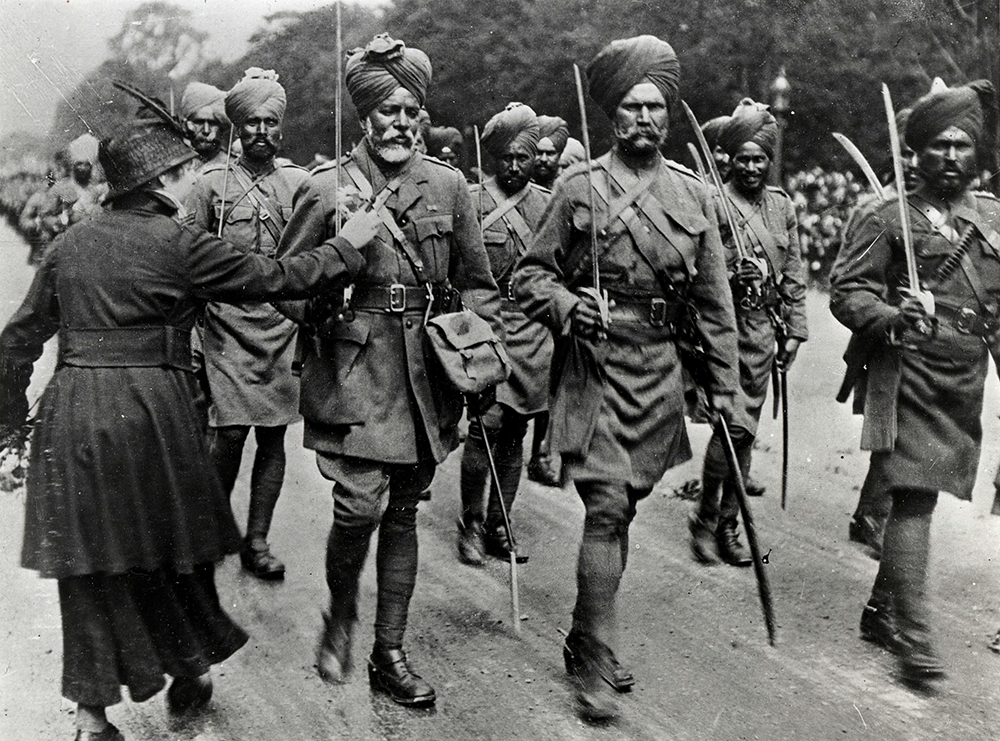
[474,410,523,635]
[572,63,610,336]
[683,101,768,308]
[883,84,935,332]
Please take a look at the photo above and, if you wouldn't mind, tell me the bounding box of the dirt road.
[0,221,997,740]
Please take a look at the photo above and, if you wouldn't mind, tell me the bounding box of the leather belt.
[935,302,998,337]
[496,278,521,311]
[349,283,432,313]
[59,326,192,370]
[607,294,681,328]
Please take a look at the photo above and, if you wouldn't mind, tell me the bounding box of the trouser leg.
[874,488,937,640]
[208,425,250,498]
[485,410,529,530]
[326,485,379,625]
[571,481,646,648]
[698,427,752,527]
[459,416,491,528]
[246,425,287,544]
[374,469,424,649]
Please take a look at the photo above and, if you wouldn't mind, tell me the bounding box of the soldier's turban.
[427,126,463,158]
[481,103,540,159]
[560,138,586,168]
[346,34,432,119]
[181,82,228,123]
[66,133,99,165]
[905,79,994,152]
[586,35,681,119]
[701,116,731,150]
[225,68,286,127]
[536,115,570,153]
[719,98,778,159]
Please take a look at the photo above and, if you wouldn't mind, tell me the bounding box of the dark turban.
[346,34,432,119]
[536,115,570,153]
[481,102,540,159]
[905,80,994,152]
[719,98,778,159]
[427,126,463,158]
[181,82,227,123]
[586,35,681,119]
[700,116,731,150]
[225,68,286,126]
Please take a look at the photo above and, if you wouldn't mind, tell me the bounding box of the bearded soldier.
[514,36,739,721]
[185,69,308,580]
[180,82,230,170]
[276,34,502,708]
[689,99,808,567]
[830,80,999,684]
[458,103,551,565]
[532,115,570,190]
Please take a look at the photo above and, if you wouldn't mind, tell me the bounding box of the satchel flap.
[414,214,454,240]
[427,311,497,350]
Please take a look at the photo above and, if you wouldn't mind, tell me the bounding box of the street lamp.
[770,67,790,186]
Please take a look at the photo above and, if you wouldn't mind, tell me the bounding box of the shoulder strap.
[224,165,285,246]
[482,179,532,249]
[343,158,429,283]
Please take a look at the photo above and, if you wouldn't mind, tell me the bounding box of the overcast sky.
[0,0,386,140]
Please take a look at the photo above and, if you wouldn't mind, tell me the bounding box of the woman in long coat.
[0,116,373,740]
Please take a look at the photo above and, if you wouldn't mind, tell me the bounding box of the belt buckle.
[389,283,406,313]
[955,306,978,334]
[507,282,515,301]
[649,297,667,327]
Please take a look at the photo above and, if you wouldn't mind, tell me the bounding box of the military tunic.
[276,143,503,472]
[719,182,807,435]
[185,158,309,427]
[470,176,552,414]
[514,153,739,489]
[830,189,1000,500]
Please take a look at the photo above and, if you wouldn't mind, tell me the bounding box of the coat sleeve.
[0,248,60,429]
[511,175,586,334]
[688,190,740,398]
[447,170,505,340]
[184,175,216,233]
[184,216,365,303]
[829,205,899,337]
[778,195,809,341]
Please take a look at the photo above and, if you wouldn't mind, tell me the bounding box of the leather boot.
[565,632,619,722]
[898,634,946,683]
[367,645,436,707]
[316,611,354,683]
[166,674,213,714]
[859,599,904,654]
[716,520,752,566]
[484,521,528,563]
[563,630,634,692]
[457,518,485,566]
[689,513,720,565]
[240,538,285,580]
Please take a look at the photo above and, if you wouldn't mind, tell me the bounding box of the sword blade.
[832,133,887,202]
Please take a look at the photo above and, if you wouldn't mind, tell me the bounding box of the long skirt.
[59,562,247,707]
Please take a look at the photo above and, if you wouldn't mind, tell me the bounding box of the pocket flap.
[414,214,454,240]
[667,206,710,237]
[427,311,496,350]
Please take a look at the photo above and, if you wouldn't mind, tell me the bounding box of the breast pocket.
[481,227,513,277]
[665,209,710,278]
[413,214,454,279]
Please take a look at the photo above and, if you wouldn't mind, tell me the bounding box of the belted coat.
[277,143,503,467]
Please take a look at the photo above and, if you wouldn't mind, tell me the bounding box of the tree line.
[38,0,1000,183]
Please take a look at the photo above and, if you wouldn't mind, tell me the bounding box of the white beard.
[365,120,415,165]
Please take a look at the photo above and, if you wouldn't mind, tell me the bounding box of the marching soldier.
[458,102,552,565]
[513,35,739,721]
[185,68,309,580]
[276,33,503,708]
[689,99,808,566]
[830,79,999,684]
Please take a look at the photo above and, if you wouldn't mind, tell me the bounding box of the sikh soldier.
[830,79,999,684]
[180,81,230,169]
[689,99,808,567]
[458,102,551,565]
[514,35,739,721]
[559,137,586,174]
[426,125,463,168]
[185,68,308,580]
[701,115,732,181]
[276,33,502,707]
[532,115,570,190]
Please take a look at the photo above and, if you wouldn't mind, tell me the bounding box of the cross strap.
[482,179,533,250]
[343,158,429,283]
[223,164,286,247]
[727,191,782,277]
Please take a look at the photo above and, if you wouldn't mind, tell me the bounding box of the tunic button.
[405,319,413,328]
